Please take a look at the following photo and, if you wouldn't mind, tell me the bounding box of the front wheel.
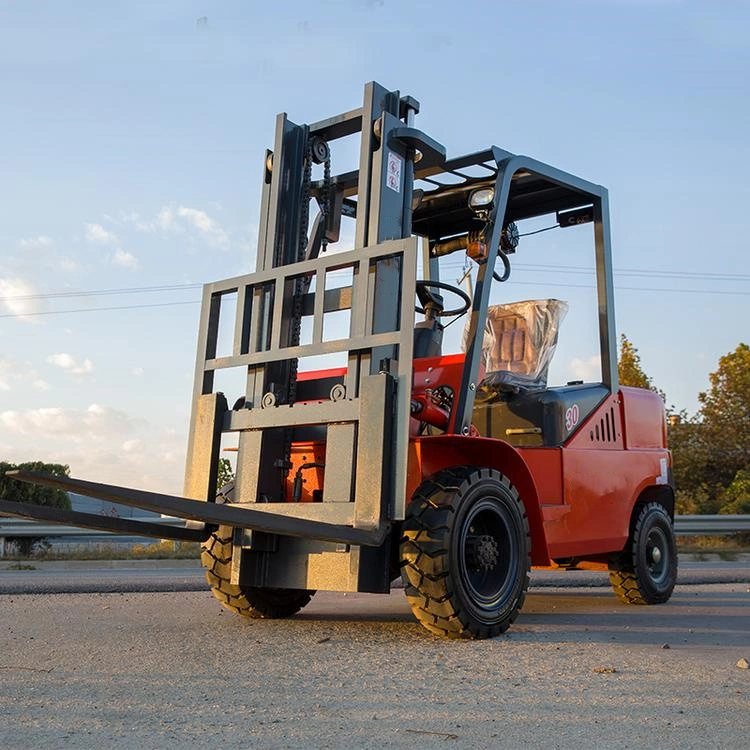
[609,502,678,605]
[400,467,530,639]
[200,483,314,619]
[201,527,314,618]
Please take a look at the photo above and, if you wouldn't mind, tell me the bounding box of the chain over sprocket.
[281,135,332,495]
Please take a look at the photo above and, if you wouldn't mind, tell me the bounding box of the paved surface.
[0,576,748,748]
[0,558,749,595]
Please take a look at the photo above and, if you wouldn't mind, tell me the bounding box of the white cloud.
[76,360,94,377]
[0,362,11,391]
[0,404,133,441]
[47,353,75,369]
[19,236,53,250]
[102,211,140,227]
[0,407,71,436]
[178,206,229,247]
[112,249,139,269]
[7,237,80,278]
[47,352,94,376]
[59,258,78,272]
[177,206,214,233]
[127,204,229,248]
[0,404,185,493]
[85,222,117,244]
[569,355,601,382]
[154,207,175,231]
[132,367,144,376]
[0,276,41,320]
[1,357,51,392]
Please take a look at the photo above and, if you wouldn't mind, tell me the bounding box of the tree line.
[0,458,235,556]
[0,461,70,555]
[619,336,750,515]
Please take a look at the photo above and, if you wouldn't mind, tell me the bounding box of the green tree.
[615,335,711,511]
[668,412,715,512]
[216,457,235,492]
[670,343,750,513]
[696,342,750,490]
[719,469,750,515]
[0,461,71,556]
[617,334,654,390]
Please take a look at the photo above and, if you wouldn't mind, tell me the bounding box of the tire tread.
[400,466,530,639]
[201,526,313,619]
[609,501,677,606]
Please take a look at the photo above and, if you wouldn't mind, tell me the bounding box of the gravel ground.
[0,583,748,749]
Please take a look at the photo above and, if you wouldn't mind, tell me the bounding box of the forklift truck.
[3,82,677,638]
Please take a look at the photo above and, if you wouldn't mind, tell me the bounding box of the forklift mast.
[179,83,450,592]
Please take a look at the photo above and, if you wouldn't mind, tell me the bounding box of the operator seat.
[466,299,568,401]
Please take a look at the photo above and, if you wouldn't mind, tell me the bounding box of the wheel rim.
[458,498,518,611]
[645,525,670,585]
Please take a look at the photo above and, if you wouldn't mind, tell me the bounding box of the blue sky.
[1,1,748,493]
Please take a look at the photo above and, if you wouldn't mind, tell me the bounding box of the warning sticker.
[386,151,402,193]
[656,457,669,485]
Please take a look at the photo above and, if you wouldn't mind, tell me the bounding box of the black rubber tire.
[200,484,314,619]
[609,502,678,605]
[201,527,314,618]
[400,466,530,639]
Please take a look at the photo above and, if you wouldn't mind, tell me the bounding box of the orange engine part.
[285,441,325,502]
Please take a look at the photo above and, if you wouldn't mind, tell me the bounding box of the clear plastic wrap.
[462,299,568,400]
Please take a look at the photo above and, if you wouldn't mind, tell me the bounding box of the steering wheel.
[415,279,471,317]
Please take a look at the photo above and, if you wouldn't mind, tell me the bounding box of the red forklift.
[3,82,677,638]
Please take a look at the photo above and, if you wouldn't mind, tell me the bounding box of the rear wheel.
[609,502,677,605]
[200,485,314,619]
[400,467,530,639]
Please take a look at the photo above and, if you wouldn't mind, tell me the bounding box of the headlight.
[468,187,495,209]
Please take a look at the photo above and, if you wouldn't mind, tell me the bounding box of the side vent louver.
[589,406,618,444]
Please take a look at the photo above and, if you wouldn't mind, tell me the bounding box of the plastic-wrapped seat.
[463,299,568,402]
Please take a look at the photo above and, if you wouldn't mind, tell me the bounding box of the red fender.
[408,435,551,566]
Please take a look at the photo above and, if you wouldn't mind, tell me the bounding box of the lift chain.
[281,137,313,495]
[288,137,313,405]
[321,153,331,253]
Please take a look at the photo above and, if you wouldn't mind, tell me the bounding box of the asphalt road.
[0,565,748,748]
[0,559,749,595]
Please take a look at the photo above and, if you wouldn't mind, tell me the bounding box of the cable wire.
[0,300,201,318]
[518,224,559,237]
[1,262,748,306]
[0,282,202,302]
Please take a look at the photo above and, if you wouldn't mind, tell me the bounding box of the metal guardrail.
[673,515,750,536]
[0,517,191,556]
[0,515,749,540]
[0,516,186,539]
